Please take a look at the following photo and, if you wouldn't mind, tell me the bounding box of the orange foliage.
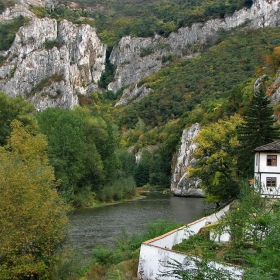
[265,55,271,65]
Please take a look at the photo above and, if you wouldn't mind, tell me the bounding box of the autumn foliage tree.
[0,120,68,279]
[188,115,243,203]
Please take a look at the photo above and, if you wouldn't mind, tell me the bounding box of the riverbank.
[71,187,170,210]
[68,194,209,279]
[84,194,146,209]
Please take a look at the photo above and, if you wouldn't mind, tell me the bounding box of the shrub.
[44,38,61,49]
[97,177,136,202]
[0,16,30,51]
[27,73,64,97]
[139,47,154,57]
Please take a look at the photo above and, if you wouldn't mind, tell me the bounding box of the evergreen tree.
[238,86,280,178]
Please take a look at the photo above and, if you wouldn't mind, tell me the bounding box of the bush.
[54,250,86,280]
[0,16,30,51]
[97,177,136,202]
[27,73,64,97]
[44,38,61,49]
[72,186,96,208]
[139,47,154,57]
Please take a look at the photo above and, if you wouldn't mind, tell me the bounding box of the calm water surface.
[69,192,209,256]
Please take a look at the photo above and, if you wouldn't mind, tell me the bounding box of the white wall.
[137,202,243,280]
[255,152,280,173]
[254,152,280,197]
[148,218,206,249]
[138,244,187,280]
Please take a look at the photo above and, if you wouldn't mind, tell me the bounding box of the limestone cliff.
[0,5,106,110]
[171,123,204,197]
[109,0,280,105]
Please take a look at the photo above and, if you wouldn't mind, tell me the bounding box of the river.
[69,192,210,257]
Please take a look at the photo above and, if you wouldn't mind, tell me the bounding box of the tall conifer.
[238,86,280,178]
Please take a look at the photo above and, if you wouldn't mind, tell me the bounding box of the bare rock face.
[110,0,280,105]
[0,7,106,110]
[171,123,204,197]
[254,74,280,105]
[269,75,280,104]
[0,5,37,21]
[115,84,153,106]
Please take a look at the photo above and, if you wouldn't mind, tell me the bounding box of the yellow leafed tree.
[0,120,68,279]
[188,114,243,203]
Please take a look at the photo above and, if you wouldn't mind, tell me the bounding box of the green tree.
[237,86,280,178]
[243,201,280,279]
[0,92,34,145]
[148,152,171,188]
[36,108,86,201]
[115,148,136,178]
[188,114,243,203]
[133,150,152,187]
[73,107,107,190]
[0,16,30,51]
[37,107,119,204]
[0,120,68,279]
[98,53,115,90]
[77,112,118,185]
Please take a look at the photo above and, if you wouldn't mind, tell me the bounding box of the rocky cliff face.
[109,0,280,105]
[1,1,279,109]
[171,123,204,197]
[0,5,106,110]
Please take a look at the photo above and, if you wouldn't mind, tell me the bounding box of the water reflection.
[68,193,208,256]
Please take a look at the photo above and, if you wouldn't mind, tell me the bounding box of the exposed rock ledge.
[171,123,204,197]
[115,84,153,107]
[0,6,106,110]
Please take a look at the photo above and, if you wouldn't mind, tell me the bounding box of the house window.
[267,155,277,166]
[266,177,276,187]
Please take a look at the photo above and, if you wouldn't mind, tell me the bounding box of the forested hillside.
[100,27,280,195]
[31,0,253,47]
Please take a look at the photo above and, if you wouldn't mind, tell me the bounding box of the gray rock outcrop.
[171,123,204,197]
[109,0,280,105]
[115,84,153,106]
[254,73,280,104]
[0,4,37,21]
[0,6,106,110]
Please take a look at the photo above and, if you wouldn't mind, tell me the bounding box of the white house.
[254,140,280,197]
